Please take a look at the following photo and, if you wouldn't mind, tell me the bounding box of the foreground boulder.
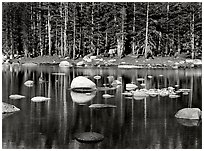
[9,94,25,100]
[71,91,96,104]
[71,76,96,92]
[175,108,202,120]
[2,102,20,113]
[75,132,104,143]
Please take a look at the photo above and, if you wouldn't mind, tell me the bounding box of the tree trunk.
[191,8,195,59]
[60,3,63,56]
[105,30,108,52]
[97,23,100,56]
[73,4,76,59]
[121,6,125,58]
[31,4,35,57]
[132,3,136,55]
[55,21,58,55]
[64,3,68,57]
[177,27,180,54]
[144,2,149,58]
[91,2,94,53]
[79,3,83,57]
[165,2,169,55]
[158,31,162,54]
[48,4,51,56]
[38,2,43,56]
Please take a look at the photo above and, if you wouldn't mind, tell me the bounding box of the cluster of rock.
[122,86,191,100]
[118,59,202,69]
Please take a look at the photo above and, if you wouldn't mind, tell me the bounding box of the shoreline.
[7,55,202,69]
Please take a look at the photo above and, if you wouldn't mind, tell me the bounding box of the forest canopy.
[2,2,202,59]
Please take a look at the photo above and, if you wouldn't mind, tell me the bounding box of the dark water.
[2,64,202,149]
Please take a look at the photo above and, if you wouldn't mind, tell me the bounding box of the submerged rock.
[24,80,34,87]
[89,104,116,109]
[75,132,104,143]
[9,94,25,100]
[175,108,202,120]
[2,102,20,113]
[71,76,96,91]
[31,96,51,102]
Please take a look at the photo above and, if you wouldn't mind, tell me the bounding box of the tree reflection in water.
[2,65,202,149]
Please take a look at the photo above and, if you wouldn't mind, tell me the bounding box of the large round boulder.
[71,76,96,92]
[175,108,202,120]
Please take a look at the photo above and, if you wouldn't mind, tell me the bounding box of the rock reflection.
[2,66,202,149]
[71,91,96,104]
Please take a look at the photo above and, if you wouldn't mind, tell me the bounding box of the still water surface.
[2,65,202,149]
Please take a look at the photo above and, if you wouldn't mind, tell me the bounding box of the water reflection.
[2,65,202,149]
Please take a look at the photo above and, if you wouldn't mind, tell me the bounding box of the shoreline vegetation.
[5,54,202,69]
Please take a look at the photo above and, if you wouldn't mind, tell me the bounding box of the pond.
[2,64,202,149]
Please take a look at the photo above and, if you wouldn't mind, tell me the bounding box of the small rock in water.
[183,92,189,95]
[75,132,104,143]
[169,94,180,99]
[89,104,116,109]
[126,83,138,91]
[102,94,114,99]
[52,72,66,76]
[179,89,191,93]
[94,75,101,80]
[137,78,145,81]
[24,80,34,87]
[2,102,20,113]
[140,83,146,87]
[147,75,153,79]
[9,94,25,100]
[122,92,133,97]
[111,80,122,86]
[31,96,51,102]
[159,91,169,97]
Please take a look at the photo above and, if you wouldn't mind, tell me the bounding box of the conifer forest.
[2,2,202,59]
